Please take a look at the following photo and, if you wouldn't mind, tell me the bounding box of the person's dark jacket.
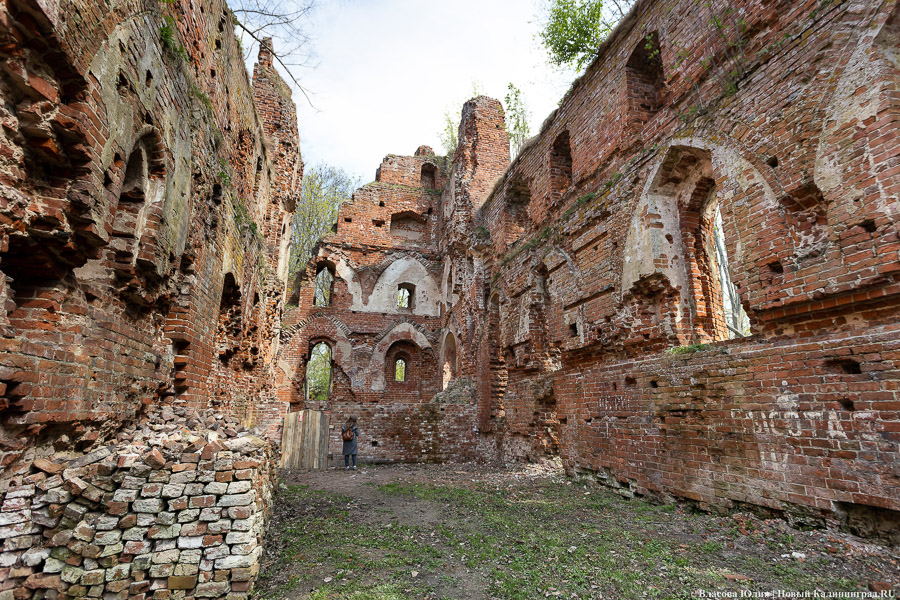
[341,425,359,456]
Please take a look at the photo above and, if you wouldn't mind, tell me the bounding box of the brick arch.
[275,316,356,402]
[627,137,787,315]
[367,323,434,392]
[365,256,441,316]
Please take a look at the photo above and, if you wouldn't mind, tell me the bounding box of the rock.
[144,448,166,470]
[33,459,64,475]
[168,575,198,590]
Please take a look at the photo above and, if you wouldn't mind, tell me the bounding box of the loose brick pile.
[0,403,277,600]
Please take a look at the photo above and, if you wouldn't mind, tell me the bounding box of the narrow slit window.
[395,358,406,382]
[397,283,415,309]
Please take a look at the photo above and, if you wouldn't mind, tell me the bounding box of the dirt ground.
[254,461,899,600]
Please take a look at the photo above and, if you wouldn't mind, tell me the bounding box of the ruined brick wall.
[0,0,300,593]
[276,144,482,463]
[0,0,298,473]
[471,0,900,536]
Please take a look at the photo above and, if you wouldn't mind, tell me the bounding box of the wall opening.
[397,283,415,310]
[549,131,572,202]
[306,342,332,402]
[442,333,458,390]
[217,272,242,364]
[421,163,437,189]
[390,211,427,242]
[395,358,407,382]
[625,31,664,132]
[680,174,750,341]
[314,263,335,307]
[506,178,532,245]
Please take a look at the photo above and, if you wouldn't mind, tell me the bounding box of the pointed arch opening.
[314,262,335,307]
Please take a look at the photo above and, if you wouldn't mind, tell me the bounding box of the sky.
[264,0,579,181]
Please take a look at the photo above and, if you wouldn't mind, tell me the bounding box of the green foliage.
[190,84,213,112]
[288,164,361,292]
[216,158,232,187]
[306,343,331,402]
[537,0,634,70]
[666,342,711,355]
[504,83,531,158]
[439,110,458,159]
[159,16,188,62]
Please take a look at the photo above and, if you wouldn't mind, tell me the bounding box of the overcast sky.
[270,0,578,181]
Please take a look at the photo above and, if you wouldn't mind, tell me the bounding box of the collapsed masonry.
[283,0,900,544]
[0,0,299,597]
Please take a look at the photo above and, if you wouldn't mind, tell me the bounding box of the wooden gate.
[281,410,330,470]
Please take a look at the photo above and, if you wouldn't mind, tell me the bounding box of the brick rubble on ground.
[0,401,277,600]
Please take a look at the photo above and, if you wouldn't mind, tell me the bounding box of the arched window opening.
[397,283,415,310]
[314,264,335,307]
[110,145,147,274]
[549,131,572,202]
[442,334,457,390]
[625,32,664,133]
[421,163,437,189]
[306,342,332,402]
[681,176,749,342]
[395,358,407,382]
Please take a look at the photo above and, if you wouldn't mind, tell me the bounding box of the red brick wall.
[0,0,299,472]
[469,0,900,530]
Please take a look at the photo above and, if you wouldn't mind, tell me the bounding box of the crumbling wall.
[0,405,276,600]
[0,0,299,594]
[469,0,900,532]
[0,0,298,470]
[277,144,479,463]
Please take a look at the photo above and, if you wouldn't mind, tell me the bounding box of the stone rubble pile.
[0,401,278,600]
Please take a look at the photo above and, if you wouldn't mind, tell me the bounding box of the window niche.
[625,31,664,133]
[216,272,242,365]
[306,342,332,402]
[549,131,572,203]
[397,282,415,310]
[643,147,751,344]
[505,178,532,246]
[390,211,427,242]
[314,263,335,307]
[421,163,437,189]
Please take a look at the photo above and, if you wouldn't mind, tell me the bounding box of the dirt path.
[255,462,899,600]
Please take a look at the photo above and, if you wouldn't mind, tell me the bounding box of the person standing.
[341,416,360,470]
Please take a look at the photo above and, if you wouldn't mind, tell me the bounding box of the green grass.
[256,479,881,600]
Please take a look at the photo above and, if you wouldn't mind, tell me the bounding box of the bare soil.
[254,461,899,600]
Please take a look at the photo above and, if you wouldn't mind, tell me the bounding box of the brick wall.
[0,0,299,473]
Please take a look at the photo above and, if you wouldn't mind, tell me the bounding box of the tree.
[306,342,331,403]
[504,83,531,158]
[230,0,317,103]
[438,82,483,159]
[288,164,361,297]
[537,0,635,71]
